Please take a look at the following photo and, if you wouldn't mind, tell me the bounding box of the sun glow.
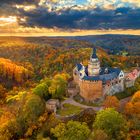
[0,16,17,27]
[0,26,140,36]
[0,16,17,23]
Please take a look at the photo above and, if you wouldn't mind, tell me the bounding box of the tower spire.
[91,47,98,59]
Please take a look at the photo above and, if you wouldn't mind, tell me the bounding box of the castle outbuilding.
[73,48,125,102]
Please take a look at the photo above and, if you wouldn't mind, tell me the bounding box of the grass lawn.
[57,103,83,116]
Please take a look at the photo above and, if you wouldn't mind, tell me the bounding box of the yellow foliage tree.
[0,58,33,83]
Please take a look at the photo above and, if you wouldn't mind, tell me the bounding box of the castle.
[73,48,140,102]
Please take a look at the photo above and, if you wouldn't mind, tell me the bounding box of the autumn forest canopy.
[0,0,140,139]
[0,36,140,140]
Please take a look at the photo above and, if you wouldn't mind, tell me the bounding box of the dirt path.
[61,96,132,112]
[62,98,102,111]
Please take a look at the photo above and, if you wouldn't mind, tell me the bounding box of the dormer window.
[80,73,82,76]
[105,68,108,74]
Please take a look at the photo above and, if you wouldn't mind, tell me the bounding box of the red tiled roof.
[126,69,139,80]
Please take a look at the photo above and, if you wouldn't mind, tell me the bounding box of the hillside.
[1,35,140,55]
[0,36,139,81]
[66,34,140,55]
[0,36,140,140]
[0,37,102,79]
[0,58,32,87]
[0,36,94,48]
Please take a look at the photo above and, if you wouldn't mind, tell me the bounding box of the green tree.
[15,93,45,137]
[42,113,61,137]
[49,75,67,99]
[33,78,51,100]
[21,93,45,123]
[51,121,90,140]
[93,108,128,140]
[0,92,45,139]
[33,74,69,100]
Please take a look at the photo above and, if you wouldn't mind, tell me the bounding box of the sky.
[0,0,140,36]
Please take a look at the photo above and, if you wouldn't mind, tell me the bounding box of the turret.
[88,48,100,76]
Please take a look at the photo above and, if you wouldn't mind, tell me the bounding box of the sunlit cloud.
[121,0,140,7]
[0,0,140,36]
[87,0,140,9]
[0,16,17,26]
[15,5,36,11]
[0,16,17,23]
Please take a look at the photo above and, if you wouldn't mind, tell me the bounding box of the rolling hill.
[66,34,140,55]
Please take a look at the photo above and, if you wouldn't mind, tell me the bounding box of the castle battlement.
[80,79,102,83]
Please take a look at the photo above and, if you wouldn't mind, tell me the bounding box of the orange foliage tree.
[103,96,120,111]
[125,91,140,140]
[125,91,140,118]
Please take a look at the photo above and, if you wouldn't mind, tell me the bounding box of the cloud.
[88,0,140,8]
[121,0,140,7]
[0,0,140,32]
[15,5,36,11]
[0,0,39,15]
[0,0,40,5]
[18,6,140,30]
[87,0,116,9]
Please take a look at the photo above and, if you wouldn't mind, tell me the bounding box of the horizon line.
[0,33,140,37]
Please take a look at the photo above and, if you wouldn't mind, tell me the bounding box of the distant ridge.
[63,34,140,55]
[0,35,140,55]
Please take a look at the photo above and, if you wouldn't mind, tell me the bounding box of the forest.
[0,36,140,140]
[69,35,140,55]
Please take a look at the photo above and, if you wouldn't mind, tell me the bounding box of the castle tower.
[88,48,100,76]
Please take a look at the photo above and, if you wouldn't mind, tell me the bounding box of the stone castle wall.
[103,79,124,96]
[79,79,103,101]
[73,68,126,101]
[103,79,124,95]
[73,70,79,85]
